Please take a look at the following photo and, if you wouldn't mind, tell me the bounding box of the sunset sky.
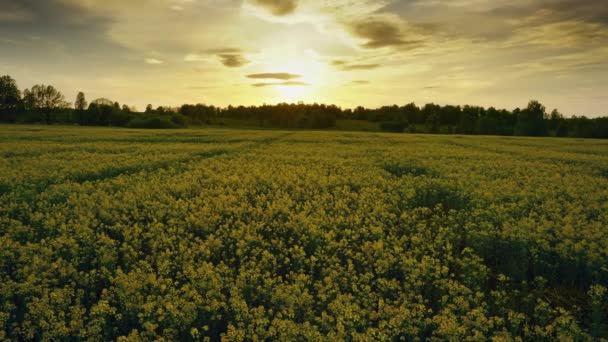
[1,0,607,116]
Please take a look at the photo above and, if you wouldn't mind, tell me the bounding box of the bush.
[126,116,178,129]
[380,121,408,133]
[170,113,189,127]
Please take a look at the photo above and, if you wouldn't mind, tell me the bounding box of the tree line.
[342,102,608,138]
[1,74,607,137]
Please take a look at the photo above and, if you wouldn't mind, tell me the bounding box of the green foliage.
[1,125,607,340]
[22,84,69,125]
[126,116,179,129]
[0,75,22,123]
[334,120,380,132]
[380,121,408,133]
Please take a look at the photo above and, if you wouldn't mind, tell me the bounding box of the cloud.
[0,0,97,26]
[506,20,608,49]
[333,60,381,71]
[250,0,298,16]
[0,0,129,61]
[385,0,608,47]
[184,48,249,67]
[145,58,163,65]
[0,2,33,22]
[252,81,309,87]
[218,54,249,68]
[184,53,207,62]
[488,0,608,27]
[348,16,422,49]
[187,85,215,90]
[247,73,302,80]
[206,48,243,54]
[344,63,380,70]
[352,80,369,84]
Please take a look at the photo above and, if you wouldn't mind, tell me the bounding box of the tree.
[75,92,87,111]
[23,84,68,124]
[459,106,478,134]
[402,103,420,124]
[425,112,441,133]
[549,109,567,137]
[515,100,547,136]
[75,92,87,125]
[89,98,129,126]
[0,75,22,122]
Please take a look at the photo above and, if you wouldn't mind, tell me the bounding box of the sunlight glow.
[269,56,328,103]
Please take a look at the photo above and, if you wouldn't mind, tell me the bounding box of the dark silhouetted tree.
[425,112,441,133]
[75,92,87,125]
[516,100,547,136]
[549,109,568,137]
[23,84,68,124]
[0,75,22,122]
[459,106,478,134]
[75,92,87,111]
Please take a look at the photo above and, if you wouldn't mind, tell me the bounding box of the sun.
[276,84,308,102]
[268,54,327,103]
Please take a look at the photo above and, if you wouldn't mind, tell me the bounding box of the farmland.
[1,125,608,340]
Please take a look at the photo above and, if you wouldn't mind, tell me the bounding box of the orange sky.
[1,0,607,116]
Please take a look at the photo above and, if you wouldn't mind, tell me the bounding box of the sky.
[1,0,607,116]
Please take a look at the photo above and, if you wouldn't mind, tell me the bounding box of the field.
[1,125,608,340]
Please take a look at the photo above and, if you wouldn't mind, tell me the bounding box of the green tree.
[549,109,568,137]
[459,106,478,134]
[23,84,68,124]
[0,75,22,122]
[515,100,548,136]
[75,92,87,125]
[89,98,130,126]
[425,112,441,133]
[75,92,87,111]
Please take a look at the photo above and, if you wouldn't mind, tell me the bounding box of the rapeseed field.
[1,125,607,340]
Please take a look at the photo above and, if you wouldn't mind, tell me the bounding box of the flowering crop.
[1,125,607,340]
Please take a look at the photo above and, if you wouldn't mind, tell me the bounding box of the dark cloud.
[489,0,608,26]
[342,63,380,71]
[0,1,33,22]
[0,0,130,67]
[185,48,250,68]
[252,81,309,87]
[352,80,369,84]
[251,0,297,16]
[488,2,608,48]
[247,73,302,80]
[219,54,249,67]
[347,63,380,70]
[205,47,243,54]
[331,59,380,71]
[385,0,608,45]
[349,18,422,49]
[0,0,110,35]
